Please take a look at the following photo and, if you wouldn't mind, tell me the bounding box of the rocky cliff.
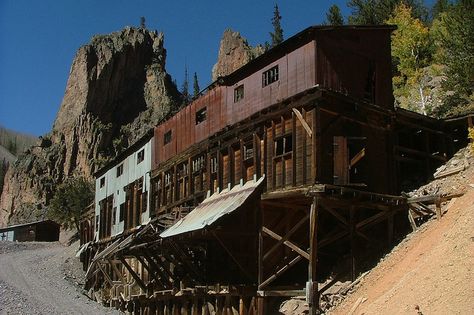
[0,27,180,226]
[211,29,264,81]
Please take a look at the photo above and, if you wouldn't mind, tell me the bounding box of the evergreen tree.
[431,0,451,20]
[270,4,284,47]
[348,0,428,25]
[325,4,345,25]
[140,16,146,29]
[431,0,474,115]
[181,64,190,104]
[193,72,200,97]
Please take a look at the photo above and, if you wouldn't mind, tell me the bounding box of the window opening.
[195,107,207,125]
[274,134,293,156]
[137,149,145,164]
[262,65,279,87]
[116,164,123,177]
[100,177,105,188]
[164,130,172,145]
[234,85,244,103]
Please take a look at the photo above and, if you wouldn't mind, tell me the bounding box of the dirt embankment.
[0,241,120,315]
[329,148,474,314]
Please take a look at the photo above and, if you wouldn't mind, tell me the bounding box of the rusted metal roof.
[160,176,265,238]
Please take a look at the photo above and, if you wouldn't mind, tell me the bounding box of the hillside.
[326,147,474,314]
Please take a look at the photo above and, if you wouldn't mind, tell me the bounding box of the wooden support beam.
[108,259,125,284]
[136,255,164,288]
[292,108,312,138]
[262,226,309,260]
[349,206,356,282]
[349,148,365,169]
[97,262,114,286]
[308,196,320,315]
[120,257,147,292]
[259,254,303,289]
[262,213,309,260]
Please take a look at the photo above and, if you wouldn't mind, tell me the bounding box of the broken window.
[210,156,218,173]
[119,203,125,222]
[262,65,279,87]
[244,142,254,161]
[195,107,207,125]
[274,134,293,157]
[333,136,367,185]
[99,177,105,188]
[234,85,244,103]
[137,149,144,164]
[192,155,206,173]
[116,164,123,177]
[164,130,172,145]
[112,207,117,225]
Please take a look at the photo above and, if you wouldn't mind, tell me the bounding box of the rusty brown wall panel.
[315,30,393,109]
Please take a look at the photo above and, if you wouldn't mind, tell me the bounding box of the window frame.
[195,107,207,125]
[262,65,279,87]
[116,164,124,177]
[234,85,244,103]
[137,149,145,164]
[164,130,172,145]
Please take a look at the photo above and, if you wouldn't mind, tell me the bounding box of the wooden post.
[239,297,248,315]
[308,195,320,315]
[436,199,442,220]
[350,206,356,282]
[387,211,394,245]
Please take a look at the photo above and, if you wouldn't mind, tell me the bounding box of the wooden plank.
[263,213,309,260]
[262,226,309,260]
[408,209,417,231]
[349,148,366,169]
[120,257,147,291]
[292,108,312,138]
[259,255,302,289]
[256,289,305,297]
[308,196,319,315]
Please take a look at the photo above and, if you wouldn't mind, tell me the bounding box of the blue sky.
[0,1,430,136]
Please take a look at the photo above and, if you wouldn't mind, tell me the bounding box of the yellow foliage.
[469,127,474,153]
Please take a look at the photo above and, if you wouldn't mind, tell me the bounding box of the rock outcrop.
[0,27,180,226]
[211,29,264,81]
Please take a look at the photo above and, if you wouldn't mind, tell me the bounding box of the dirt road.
[0,241,119,315]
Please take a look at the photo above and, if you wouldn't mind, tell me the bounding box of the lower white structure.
[94,130,154,240]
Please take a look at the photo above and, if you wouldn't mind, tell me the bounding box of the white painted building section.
[94,137,153,240]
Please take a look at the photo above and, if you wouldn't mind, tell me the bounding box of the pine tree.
[140,16,146,29]
[348,0,429,25]
[431,0,474,115]
[193,72,200,97]
[181,64,190,104]
[325,4,344,25]
[431,0,451,20]
[270,4,284,47]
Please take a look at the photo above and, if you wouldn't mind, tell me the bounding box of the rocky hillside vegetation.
[0,27,180,227]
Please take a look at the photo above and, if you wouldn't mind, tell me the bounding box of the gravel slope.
[0,241,120,315]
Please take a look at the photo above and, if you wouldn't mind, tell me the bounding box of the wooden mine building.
[80,25,470,314]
